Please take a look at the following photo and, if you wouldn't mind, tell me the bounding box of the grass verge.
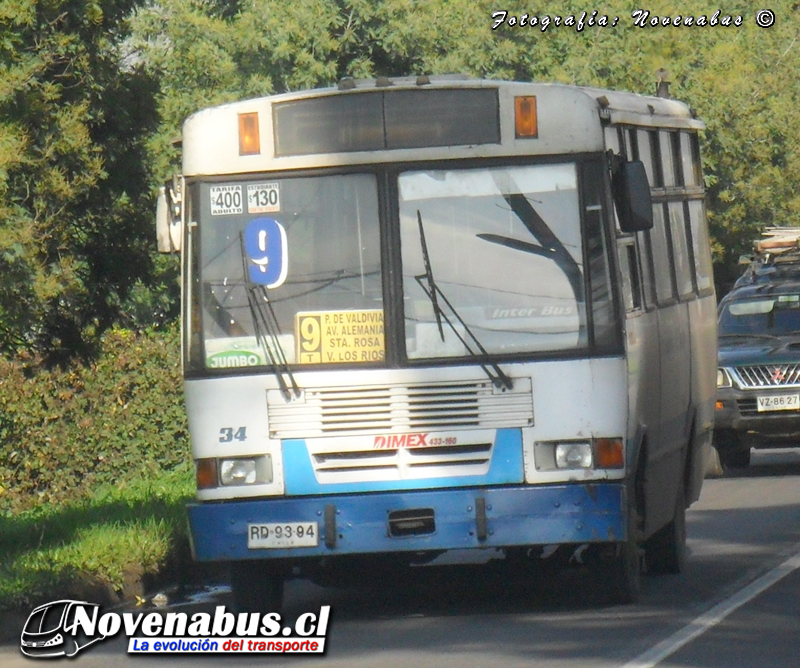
[0,463,194,613]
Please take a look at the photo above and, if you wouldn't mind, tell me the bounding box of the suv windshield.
[719,295,800,336]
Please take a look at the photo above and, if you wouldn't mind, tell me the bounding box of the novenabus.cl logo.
[20,600,107,658]
[21,599,331,658]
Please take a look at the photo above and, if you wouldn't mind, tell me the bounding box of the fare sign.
[295,310,385,364]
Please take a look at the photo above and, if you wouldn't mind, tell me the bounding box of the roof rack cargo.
[734,227,800,287]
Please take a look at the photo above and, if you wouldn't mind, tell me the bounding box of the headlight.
[44,634,63,647]
[555,442,593,469]
[220,458,258,485]
[717,368,732,388]
[196,456,273,489]
[220,456,272,486]
[535,438,624,471]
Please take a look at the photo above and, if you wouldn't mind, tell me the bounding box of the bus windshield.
[189,173,383,370]
[188,162,615,371]
[400,163,587,358]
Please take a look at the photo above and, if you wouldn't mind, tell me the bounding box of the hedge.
[0,326,190,513]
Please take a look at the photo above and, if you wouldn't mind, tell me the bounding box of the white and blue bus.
[157,75,717,609]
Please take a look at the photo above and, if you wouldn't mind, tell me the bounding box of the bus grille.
[308,440,495,483]
[732,365,800,389]
[266,379,533,439]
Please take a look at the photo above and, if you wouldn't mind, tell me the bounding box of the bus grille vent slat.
[266,379,533,439]
[309,443,494,483]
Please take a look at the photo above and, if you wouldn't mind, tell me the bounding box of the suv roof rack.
[735,227,800,287]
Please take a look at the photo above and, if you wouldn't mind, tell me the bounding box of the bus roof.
[181,77,704,176]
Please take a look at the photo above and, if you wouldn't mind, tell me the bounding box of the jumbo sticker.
[244,217,288,288]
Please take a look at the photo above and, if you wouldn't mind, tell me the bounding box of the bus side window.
[650,204,676,304]
[670,132,684,186]
[683,132,702,187]
[605,127,622,157]
[618,241,642,311]
[636,230,657,308]
[649,131,664,187]
[605,127,624,235]
[625,128,638,162]
[668,201,694,298]
[688,199,714,293]
[636,130,655,185]
[659,131,676,187]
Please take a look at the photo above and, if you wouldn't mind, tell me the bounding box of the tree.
[0,0,161,363]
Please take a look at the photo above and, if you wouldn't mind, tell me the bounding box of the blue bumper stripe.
[282,428,524,496]
[187,483,626,562]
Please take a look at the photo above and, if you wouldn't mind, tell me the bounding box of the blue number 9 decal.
[244,217,288,288]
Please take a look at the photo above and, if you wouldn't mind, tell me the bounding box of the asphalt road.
[4,448,800,667]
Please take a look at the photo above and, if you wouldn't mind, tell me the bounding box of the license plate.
[757,394,800,411]
[247,522,319,549]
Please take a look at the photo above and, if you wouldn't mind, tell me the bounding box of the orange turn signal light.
[514,96,538,138]
[594,438,624,469]
[238,112,260,155]
[196,458,218,490]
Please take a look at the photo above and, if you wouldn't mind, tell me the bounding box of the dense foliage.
[0,0,175,363]
[0,325,188,512]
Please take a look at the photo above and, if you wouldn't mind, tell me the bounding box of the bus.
[156,75,717,609]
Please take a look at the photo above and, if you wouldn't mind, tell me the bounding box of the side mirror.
[612,159,653,233]
[156,177,183,253]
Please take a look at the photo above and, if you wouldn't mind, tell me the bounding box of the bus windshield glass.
[400,163,588,358]
[189,173,383,370]
[188,162,615,371]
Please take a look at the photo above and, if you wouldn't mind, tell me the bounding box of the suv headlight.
[717,368,732,388]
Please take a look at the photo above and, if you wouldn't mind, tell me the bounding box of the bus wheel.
[645,481,686,575]
[602,503,642,604]
[229,561,285,613]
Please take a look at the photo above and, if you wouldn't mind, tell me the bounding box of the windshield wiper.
[240,233,300,400]
[417,210,445,342]
[415,210,513,391]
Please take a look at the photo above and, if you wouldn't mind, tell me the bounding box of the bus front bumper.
[187,483,626,562]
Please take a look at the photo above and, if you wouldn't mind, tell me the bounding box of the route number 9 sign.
[244,217,288,288]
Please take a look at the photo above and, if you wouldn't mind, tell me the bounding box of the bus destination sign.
[296,310,385,364]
